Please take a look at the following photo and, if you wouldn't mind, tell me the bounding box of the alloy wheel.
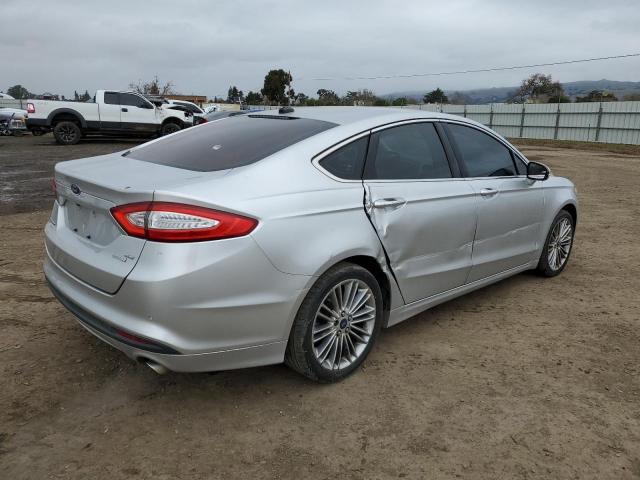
[312,279,376,370]
[59,124,77,143]
[547,217,573,271]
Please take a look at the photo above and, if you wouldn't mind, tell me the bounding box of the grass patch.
[509,138,640,156]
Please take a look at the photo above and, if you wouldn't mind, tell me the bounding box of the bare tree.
[129,75,176,96]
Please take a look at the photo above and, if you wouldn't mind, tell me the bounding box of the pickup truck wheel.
[161,122,181,136]
[53,121,82,145]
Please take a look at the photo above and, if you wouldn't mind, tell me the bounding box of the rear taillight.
[27,102,35,114]
[197,117,207,124]
[110,202,257,242]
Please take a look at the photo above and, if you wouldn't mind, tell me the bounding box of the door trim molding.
[386,261,535,327]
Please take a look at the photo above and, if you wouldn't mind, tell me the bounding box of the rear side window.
[447,124,517,177]
[364,123,451,180]
[319,137,368,180]
[104,92,119,105]
[126,115,336,172]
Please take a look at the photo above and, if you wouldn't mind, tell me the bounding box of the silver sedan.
[44,107,577,382]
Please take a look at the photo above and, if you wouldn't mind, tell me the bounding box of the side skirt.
[386,262,536,327]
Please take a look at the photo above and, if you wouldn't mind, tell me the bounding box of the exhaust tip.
[140,358,169,375]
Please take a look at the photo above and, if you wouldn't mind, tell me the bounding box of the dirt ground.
[1,134,639,479]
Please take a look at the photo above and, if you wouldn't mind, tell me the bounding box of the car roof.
[254,106,476,129]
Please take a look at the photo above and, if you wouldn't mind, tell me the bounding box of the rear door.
[363,121,477,304]
[119,93,158,132]
[443,122,544,282]
[98,91,122,129]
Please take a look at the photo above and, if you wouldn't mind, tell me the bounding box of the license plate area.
[60,191,120,246]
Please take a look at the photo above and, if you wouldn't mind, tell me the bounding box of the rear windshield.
[125,115,337,172]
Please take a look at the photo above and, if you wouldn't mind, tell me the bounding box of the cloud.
[2,0,639,98]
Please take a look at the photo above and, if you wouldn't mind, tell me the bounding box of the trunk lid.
[46,152,228,294]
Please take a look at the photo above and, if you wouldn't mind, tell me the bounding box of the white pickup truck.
[26,90,192,145]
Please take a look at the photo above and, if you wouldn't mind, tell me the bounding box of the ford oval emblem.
[70,183,81,195]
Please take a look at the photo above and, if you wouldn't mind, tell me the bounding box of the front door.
[363,122,478,304]
[444,122,544,283]
[119,93,158,132]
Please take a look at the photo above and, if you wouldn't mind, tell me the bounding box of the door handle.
[121,108,128,112]
[372,198,406,210]
[480,188,498,198]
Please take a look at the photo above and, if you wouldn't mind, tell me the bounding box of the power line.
[303,53,640,81]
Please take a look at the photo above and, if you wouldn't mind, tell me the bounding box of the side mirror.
[527,161,550,181]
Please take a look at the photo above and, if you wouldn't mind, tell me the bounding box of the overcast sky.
[2,0,639,98]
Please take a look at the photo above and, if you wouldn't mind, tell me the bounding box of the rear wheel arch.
[341,256,391,320]
[304,255,391,325]
[48,109,86,128]
[161,117,183,128]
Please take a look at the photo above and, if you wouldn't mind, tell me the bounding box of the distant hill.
[385,79,640,104]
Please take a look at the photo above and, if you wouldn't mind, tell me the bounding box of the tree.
[129,75,175,96]
[294,92,309,105]
[73,90,80,101]
[343,89,378,106]
[510,73,564,103]
[6,85,31,99]
[261,69,292,105]
[316,89,340,105]
[374,98,391,106]
[392,97,408,106]
[576,90,618,102]
[623,93,640,101]
[449,91,471,105]
[245,91,263,105]
[226,86,244,103]
[80,90,91,102]
[547,93,571,103]
[423,88,448,104]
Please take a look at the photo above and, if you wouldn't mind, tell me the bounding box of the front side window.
[512,153,527,175]
[447,124,517,177]
[319,137,368,180]
[175,101,202,114]
[364,123,451,180]
[120,93,151,109]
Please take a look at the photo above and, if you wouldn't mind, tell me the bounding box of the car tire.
[53,121,82,145]
[285,262,383,383]
[536,210,575,277]
[161,122,181,136]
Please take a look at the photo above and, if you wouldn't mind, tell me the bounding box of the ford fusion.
[44,107,577,382]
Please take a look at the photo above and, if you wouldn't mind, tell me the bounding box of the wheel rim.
[312,279,376,370]
[59,125,76,143]
[548,217,573,271]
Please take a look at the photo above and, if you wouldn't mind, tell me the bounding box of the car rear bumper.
[44,234,312,372]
